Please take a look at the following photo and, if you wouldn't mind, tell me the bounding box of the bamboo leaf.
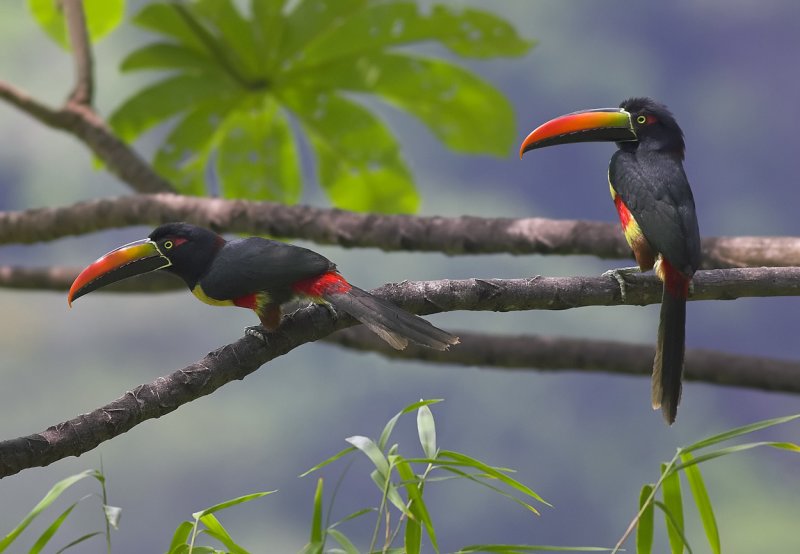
[635,485,654,554]
[167,521,194,553]
[199,513,249,554]
[310,478,324,545]
[327,528,359,554]
[661,463,684,554]
[417,404,437,459]
[681,413,800,454]
[680,453,720,554]
[346,436,390,477]
[299,447,357,478]
[379,399,443,451]
[191,491,276,520]
[396,457,438,552]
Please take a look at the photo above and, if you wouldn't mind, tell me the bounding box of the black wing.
[610,150,701,275]
[199,237,335,301]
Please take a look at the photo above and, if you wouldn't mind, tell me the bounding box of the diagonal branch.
[2,194,800,269]
[1,269,800,478]
[326,327,800,394]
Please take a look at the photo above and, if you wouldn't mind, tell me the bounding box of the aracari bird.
[519,97,700,424]
[68,222,459,351]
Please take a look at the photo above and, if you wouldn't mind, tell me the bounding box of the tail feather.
[652,283,687,425]
[323,286,459,351]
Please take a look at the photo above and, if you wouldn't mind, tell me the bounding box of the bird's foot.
[245,325,269,346]
[320,302,339,321]
[602,266,641,303]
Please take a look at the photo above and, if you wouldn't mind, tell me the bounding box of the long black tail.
[652,283,687,425]
[323,286,459,351]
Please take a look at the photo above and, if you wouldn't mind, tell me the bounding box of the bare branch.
[327,327,800,394]
[3,270,800,478]
[3,266,800,307]
[2,194,800,269]
[61,0,94,106]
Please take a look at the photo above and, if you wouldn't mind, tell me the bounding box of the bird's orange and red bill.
[68,239,172,306]
[519,108,637,157]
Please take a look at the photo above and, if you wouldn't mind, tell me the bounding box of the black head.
[619,97,685,158]
[148,223,226,287]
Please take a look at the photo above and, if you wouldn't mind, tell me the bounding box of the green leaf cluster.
[111,0,534,212]
[27,0,125,50]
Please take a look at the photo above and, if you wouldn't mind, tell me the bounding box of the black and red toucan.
[68,222,459,351]
[519,97,700,424]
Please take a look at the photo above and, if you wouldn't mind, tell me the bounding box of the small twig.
[61,0,94,106]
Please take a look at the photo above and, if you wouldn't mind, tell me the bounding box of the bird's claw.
[245,325,269,345]
[602,266,640,303]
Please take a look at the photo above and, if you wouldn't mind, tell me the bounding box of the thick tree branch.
[2,266,800,306]
[61,0,94,106]
[1,270,800,478]
[326,327,800,394]
[2,194,800,269]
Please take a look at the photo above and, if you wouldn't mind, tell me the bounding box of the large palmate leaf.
[113,0,534,212]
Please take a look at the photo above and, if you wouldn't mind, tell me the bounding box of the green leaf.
[681,413,800,454]
[674,441,800,471]
[437,465,540,516]
[191,491,276,520]
[680,453,720,554]
[29,501,81,554]
[635,485,654,554]
[438,451,550,507]
[199,513,250,554]
[310,478,324,545]
[370,469,412,518]
[347,435,390,476]
[299,446,357,478]
[110,74,237,143]
[28,0,124,49]
[296,2,533,65]
[250,0,289,73]
[379,399,443,451]
[0,469,98,551]
[289,53,514,156]
[653,502,693,554]
[190,0,262,79]
[417,404,438,460]
[327,528,359,554]
[404,512,422,554]
[277,0,368,63]
[217,99,302,203]
[329,508,376,529]
[54,532,103,554]
[283,90,418,213]
[133,3,206,50]
[396,458,438,553]
[167,521,194,552]
[661,463,684,554]
[120,43,213,73]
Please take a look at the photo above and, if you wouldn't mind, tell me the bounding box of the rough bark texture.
[2,194,800,269]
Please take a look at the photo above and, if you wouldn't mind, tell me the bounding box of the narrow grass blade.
[635,485,654,554]
[681,413,800,454]
[661,463,684,554]
[347,436,390,477]
[370,470,412,518]
[674,441,800,471]
[680,453,720,554]
[191,491,276,520]
[654,502,693,554]
[327,528,359,554]
[379,399,443,451]
[310,478,324,545]
[30,502,81,554]
[199,513,249,554]
[300,446,357,477]
[0,469,98,550]
[329,508,376,529]
[396,458,438,552]
[438,466,540,516]
[54,532,103,554]
[417,404,438,459]
[438,451,550,506]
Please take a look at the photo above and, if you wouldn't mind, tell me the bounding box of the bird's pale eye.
[163,240,174,250]
[636,114,658,125]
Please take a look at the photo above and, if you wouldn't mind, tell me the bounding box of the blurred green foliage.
[107,0,533,212]
[27,0,125,50]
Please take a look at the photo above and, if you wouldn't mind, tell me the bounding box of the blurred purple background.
[0,1,798,552]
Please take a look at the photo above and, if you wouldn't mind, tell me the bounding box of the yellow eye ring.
[164,240,173,249]
[636,115,647,124]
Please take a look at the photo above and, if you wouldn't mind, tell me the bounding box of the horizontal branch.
[1,268,800,478]
[3,266,800,307]
[2,194,799,269]
[326,327,800,394]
